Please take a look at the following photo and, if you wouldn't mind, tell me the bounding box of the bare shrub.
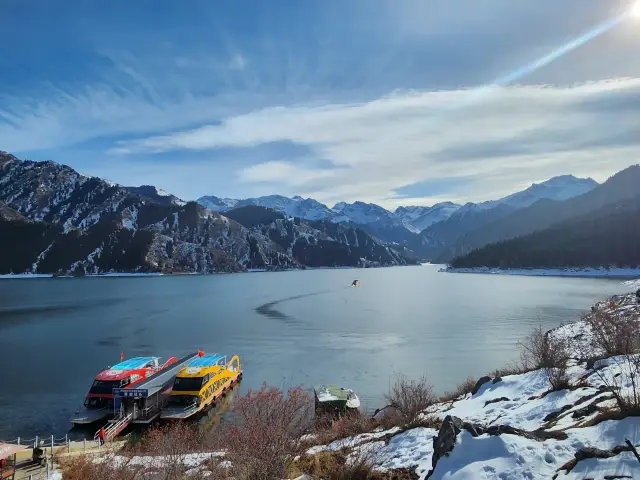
[384,375,435,427]
[219,383,314,480]
[593,354,640,414]
[439,376,477,402]
[492,362,532,377]
[60,455,142,480]
[519,326,570,391]
[315,411,377,445]
[587,309,640,357]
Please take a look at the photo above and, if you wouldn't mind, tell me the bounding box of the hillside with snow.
[0,152,415,275]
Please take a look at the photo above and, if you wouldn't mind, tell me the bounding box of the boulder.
[431,415,464,469]
[471,376,492,395]
[484,397,510,407]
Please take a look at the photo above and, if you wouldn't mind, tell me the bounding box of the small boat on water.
[314,384,360,415]
[160,353,242,420]
[70,355,178,425]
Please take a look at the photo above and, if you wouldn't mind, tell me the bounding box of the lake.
[0,265,629,441]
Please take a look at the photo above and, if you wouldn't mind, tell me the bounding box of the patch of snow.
[122,206,138,231]
[623,278,640,289]
[442,266,640,278]
[562,451,640,479]
[307,427,401,455]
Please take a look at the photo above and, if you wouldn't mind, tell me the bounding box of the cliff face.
[0,153,415,275]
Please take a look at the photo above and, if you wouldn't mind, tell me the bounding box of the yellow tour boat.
[160,353,242,420]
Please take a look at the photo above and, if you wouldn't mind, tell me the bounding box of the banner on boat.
[113,388,148,398]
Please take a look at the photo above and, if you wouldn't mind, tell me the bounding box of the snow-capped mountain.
[124,185,186,207]
[395,202,461,232]
[457,175,598,215]
[331,201,399,225]
[198,195,239,212]
[197,194,335,221]
[0,152,413,274]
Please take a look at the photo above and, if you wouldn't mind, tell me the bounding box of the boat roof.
[314,384,354,402]
[187,354,226,367]
[96,357,159,380]
[132,353,199,397]
[110,357,159,371]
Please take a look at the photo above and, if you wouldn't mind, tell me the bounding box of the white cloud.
[112,78,640,207]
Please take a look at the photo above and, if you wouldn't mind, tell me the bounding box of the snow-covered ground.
[50,289,640,479]
[300,290,640,479]
[441,266,640,279]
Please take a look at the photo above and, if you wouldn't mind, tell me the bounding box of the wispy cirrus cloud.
[110,78,640,206]
[2,0,640,207]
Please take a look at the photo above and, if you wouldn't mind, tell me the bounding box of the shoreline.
[14,288,640,479]
[0,263,419,279]
[440,266,640,280]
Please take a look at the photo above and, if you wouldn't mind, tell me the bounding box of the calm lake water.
[0,265,629,440]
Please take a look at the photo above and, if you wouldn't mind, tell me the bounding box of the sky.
[1,0,640,209]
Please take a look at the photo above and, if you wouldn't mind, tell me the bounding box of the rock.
[543,405,572,422]
[571,402,599,419]
[471,376,492,395]
[431,415,464,469]
[484,397,510,407]
[492,376,503,384]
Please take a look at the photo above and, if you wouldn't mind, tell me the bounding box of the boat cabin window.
[84,397,109,408]
[89,377,130,394]
[173,376,206,392]
[168,395,199,406]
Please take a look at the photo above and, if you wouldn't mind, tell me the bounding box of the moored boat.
[314,384,360,415]
[160,353,242,420]
[71,355,178,425]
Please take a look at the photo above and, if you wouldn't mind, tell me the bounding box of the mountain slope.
[0,153,294,274]
[438,165,640,262]
[450,193,640,269]
[421,175,600,261]
[225,205,417,267]
[0,152,414,274]
[395,202,460,232]
[124,185,186,207]
[197,194,335,220]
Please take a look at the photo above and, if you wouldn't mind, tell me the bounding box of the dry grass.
[315,411,378,445]
[492,362,533,378]
[439,376,477,402]
[291,450,376,480]
[384,375,435,427]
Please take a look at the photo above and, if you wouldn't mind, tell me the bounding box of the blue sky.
[1,0,640,208]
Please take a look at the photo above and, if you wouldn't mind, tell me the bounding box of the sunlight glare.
[631,2,640,18]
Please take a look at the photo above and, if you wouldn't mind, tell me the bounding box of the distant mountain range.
[450,171,640,269]
[3,148,637,274]
[197,174,600,261]
[0,152,416,275]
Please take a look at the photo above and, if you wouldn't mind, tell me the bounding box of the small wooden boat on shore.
[70,355,178,425]
[160,353,242,420]
[314,384,360,415]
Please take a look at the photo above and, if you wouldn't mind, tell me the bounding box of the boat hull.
[70,407,112,425]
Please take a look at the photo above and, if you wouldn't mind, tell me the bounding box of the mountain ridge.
[0,152,415,275]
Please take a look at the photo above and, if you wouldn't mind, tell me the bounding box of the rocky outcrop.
[471,376,492,395]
